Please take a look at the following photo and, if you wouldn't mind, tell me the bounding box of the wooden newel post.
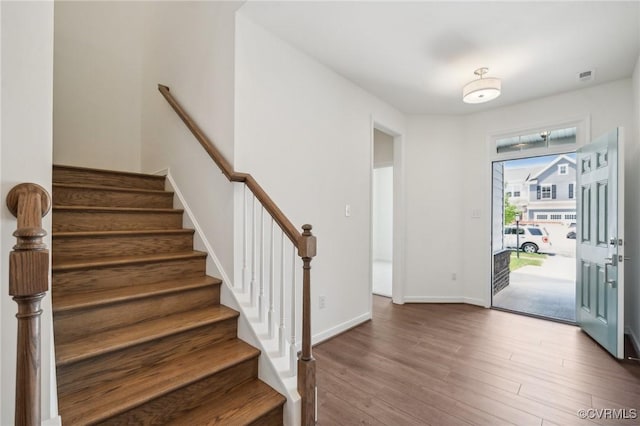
[297,224,316,426]
[6,183,51,426]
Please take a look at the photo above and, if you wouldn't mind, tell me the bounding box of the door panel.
[576,128,624,358]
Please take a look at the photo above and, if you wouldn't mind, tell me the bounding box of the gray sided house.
[504,154,577,224]
[526,155,577,223]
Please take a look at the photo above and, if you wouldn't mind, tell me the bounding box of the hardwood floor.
[315,296,640,425]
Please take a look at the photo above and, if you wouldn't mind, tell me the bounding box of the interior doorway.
[491,152,578,322]
[372,129,394,297]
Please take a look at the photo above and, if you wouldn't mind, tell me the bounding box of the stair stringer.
[160,168,301,426]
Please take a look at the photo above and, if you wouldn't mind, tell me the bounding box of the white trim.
[43,416,62,426]
[312,312,371,345]
[370,117,406,306]
[403,296,486,307]
[625,326,640,357]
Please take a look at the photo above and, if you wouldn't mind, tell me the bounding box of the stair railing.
[6,183,52,426]
[158,84,317,425]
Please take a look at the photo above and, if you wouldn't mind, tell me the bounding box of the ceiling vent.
[577,69,595,82]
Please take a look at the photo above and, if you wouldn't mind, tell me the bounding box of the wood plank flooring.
[315,296,640,425]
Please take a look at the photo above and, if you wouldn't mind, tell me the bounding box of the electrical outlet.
[319,295,326,309]
[345,204,351,217]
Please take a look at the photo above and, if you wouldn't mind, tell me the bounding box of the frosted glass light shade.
[462,77,501,104]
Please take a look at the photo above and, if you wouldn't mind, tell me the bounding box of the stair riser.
[54,285,220,344]
[53,257,206,296]
[248,407,284,426]
[53,186,173,208]
[93,360,258,425]
[57,321,243,397]
[52,232,194,261]
[53,167,165,190]
[53,210,183,232]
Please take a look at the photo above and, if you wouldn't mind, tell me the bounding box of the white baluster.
[250,195,257,306]
[259,207,265,321]
[268,218,275,338]
[290,246,297,376]
[241,185,248,292]
[279,230,286,356]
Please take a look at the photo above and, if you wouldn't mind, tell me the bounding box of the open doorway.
[372,129,394,297]
[492,153,577,322]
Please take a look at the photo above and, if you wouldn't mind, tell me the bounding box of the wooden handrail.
[6,183,51,426]
[158,84,317,425]
[157,84,301,247]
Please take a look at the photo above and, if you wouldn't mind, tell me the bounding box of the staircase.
[51,164,286,425]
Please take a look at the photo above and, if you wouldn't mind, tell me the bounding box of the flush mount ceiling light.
[462,67,501,104]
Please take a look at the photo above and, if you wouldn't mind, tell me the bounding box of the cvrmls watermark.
[577,408,637,420]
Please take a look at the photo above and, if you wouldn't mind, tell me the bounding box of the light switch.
[345,204,351,217]
[471,209,481,218]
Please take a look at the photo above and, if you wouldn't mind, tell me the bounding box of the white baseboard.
[625,326,640,355]
[403,296,486,307]
[312,312,371,345]
[43,416,62,426]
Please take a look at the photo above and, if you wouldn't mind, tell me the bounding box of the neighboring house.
[505,155,577,224]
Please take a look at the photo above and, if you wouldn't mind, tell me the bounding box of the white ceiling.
[240,1,640,115]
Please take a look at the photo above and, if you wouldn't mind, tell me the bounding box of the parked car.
[566,228,576,239]
[504,225,553,253]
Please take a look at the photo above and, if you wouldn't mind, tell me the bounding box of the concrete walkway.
[493,255,576,322]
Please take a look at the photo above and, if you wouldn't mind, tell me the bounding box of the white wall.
[140,1,240,283]
[54,1,145,172]
[1,1,58,424]
[235,14,405,339]
[628,56,640,350]
[372,167,393,261]
[461,79,634,307]
[403,115,466,302]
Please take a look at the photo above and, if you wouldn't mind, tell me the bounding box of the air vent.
[577,69,595,82]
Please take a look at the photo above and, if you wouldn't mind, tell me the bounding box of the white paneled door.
[576,129,625,358]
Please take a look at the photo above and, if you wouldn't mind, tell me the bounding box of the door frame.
[487,116,590,309]
[370,118,405,306]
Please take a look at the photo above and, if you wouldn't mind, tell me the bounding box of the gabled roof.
[528,155,576,181]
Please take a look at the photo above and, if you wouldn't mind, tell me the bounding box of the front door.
[576,129,624,358]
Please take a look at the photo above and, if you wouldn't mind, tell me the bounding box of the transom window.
[496,126,577,154]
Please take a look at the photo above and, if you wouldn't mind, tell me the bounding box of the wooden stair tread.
[168,379,286,425]
[52,228,195,238]
[53,275,221,313]
[52,250,207,271]
[56,305,239,366]
[53,182,171,195]
[58,339,260,425]
[53,164,166,181]
[52,205,182,213]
